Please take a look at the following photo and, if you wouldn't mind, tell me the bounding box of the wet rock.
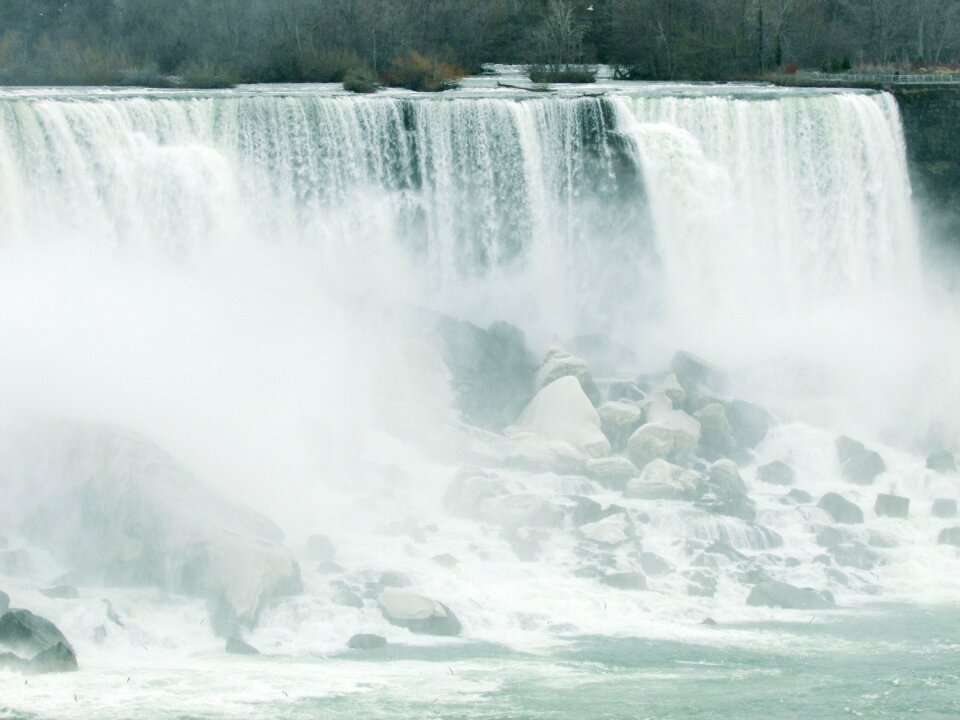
[432,553,458,569]
[578,513,634,546]
[608,381,645,402]
[225,636,259,655]
[627,412,700,469]
[332,587,364,609]
[500,432,587,474]
[566,334,637,377]
[867,531,898,548]
[816,526,855,548]
[0,609,77,671]
[639,552,672,576]
[787,488,813,504]
[503,526,545,561]
[306,535,336,562]
[40,585,79,600]
[568,496,606,526]
[348,633,387,650]
[378,589,461,636]
[671,351,724,394]
[704,540,748,562]
[818,492,864,524]
[694,460,756,523]
[926,450,957,474]
[600,572,647,590]
[30,641,78,673]
[694,403,737,458]
[746,580,835,609]
[824,568,849,585]
[436,317,536,430]
[701,617,718,626]
[757,460,795,486]
[585,456,638,490]
[726,400,770,450]
[832,543,880,571]
[655,376,687,409]
[835,436,886,485]
[481,493,565,530]
[378,571,411,588]
[514,376,610,457]
[536,348,601,405]
[938,527,960,547]
[685,570,717,597]
[625,459,699,500]
[597,401,644,450]
[932,498,958,518]
[874,493,910,519]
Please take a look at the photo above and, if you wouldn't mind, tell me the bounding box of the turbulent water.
[0,71,958,718]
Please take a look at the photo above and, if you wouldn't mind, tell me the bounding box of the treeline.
[1,0,959,87]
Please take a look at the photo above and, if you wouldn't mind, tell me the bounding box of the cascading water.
[0,78,958,719]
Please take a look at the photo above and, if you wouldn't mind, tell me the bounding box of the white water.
[0,80,958,710]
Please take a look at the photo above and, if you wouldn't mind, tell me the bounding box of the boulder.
[565,334,637,376]
[600,572,647,590]
[225,636,259,655]
[514,377,611,458]
[835,436,886,485]
[818,492,864,524]
[726,400,770,450]
[787,489,813,504]
[694,403,736,458]
[578,513,634,546]
[378,589,461,636]
[926,450,957,474]
[536,348,601,405]
[332,587,364,609]
[756,460,795,486]
[938,527,960,547]
[0,609,77,672]
[306,535,336,562]
[746,580,835,609]
[627,413,700,469]
[608,381,645,402]
[435,317,536,430]
[639,552,672,576]
[40,585,79,600]
[932,498,958,518]
[597,401,643,450]
[348,633,387,650]
[874,493,910,519]
[832,543,880,570]
[585,457,638,489]
[625,459,699,500]
[500,432,587,474]
[671,351,724,394]
[694,460,756,523]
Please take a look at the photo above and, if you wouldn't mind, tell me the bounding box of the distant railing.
[797,71,960,85]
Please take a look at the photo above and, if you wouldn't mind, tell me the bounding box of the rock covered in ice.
[874,493,910,519]
[535,348,601,405]
[835,435,886,485]
[378,589,461,636]
[565,334,637,376]
[625,459,699,500]
[597,401,644,450]
[0,423,302,630]
[0,609,78,673]
[626,410,700,469]
[756,460,795,486]
[514,376,611,458]
[818,492,864,524]
[932,498,958,518]
[746,580,835,610]
[926,450,957,474]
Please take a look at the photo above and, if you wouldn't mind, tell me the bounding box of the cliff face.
[893,88,960,250]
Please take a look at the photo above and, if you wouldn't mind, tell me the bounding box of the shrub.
[342,64,377,93]
[528,63,596,83]
[380,51,464,92]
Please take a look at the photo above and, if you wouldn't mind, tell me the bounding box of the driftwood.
[496,81,555,93]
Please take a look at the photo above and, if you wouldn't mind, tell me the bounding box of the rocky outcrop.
[0,609,78,673]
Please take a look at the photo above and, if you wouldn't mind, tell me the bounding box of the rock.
[585,456,638,489]
[608,381,645,402]
[787,489,812,504]
[378,571,411,588]
[536,348,601,405]
[816,526,854,548]
[225,636,259,655]
[0,609,76,670]
[0,423,301,630]
[626,413,700,469]
[932,498,958,518]
[832,543,880,570]
[685,570,717,597]
[701,617,718,626]
[0,592,8,613]
[568,496,606,526]
[835,435,886,484]
[926,450,957,474]
[746,580,835,609]
[480,493,564,530]
[726,400,770,450]
[500,432,587,474]
[597,401,644,450]
[378,589,461,636]
[756,460,795,486]
[432,553,458,569]
[565,334,637,376]
[639,552,672,576]
[938,527,960,547]
[578,513,634,546]
[40,585,79,600]
[694,403,736,458]
[874,493,910,519]
[348,633,387,650]
[514,376,611,458]
[599,572,647,590]
[694,460,756,523]
[625,459,699,500]
[306,535,336,562]
[656,375,687,409]
[436,316,536,430]
[671,351,724,394]
[332,587,364,608]
[818,492,864,524]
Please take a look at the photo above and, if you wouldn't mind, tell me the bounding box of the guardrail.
[797,71,960,85]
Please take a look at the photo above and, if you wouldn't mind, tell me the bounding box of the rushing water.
[0,72,958,718]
